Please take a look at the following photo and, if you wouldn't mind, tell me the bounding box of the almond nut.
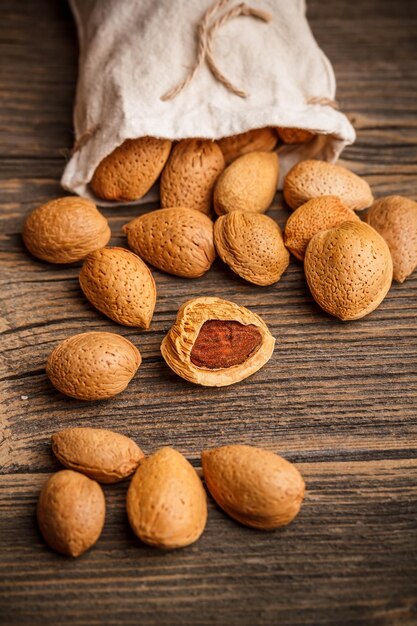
[123,207,216,278]
[160,139,225,214]
[90,137,172,201]
[46,331,141,400]
[284,160,374,211]
[126,447,207,549]
[160,297,275,386]
[277,127,315,144]
[201,445,305,529]
[79,247,156,328]
[214,211,289,285]
[218,128,278,165]
[22,196,111,263]
[37,470,105,557]
[214,152,279,216]
[284,196,361,260]
[304,221,393,320]
[365,195,417,283]
[52,428,144,483]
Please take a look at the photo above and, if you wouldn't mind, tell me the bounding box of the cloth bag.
[61,0,356,205]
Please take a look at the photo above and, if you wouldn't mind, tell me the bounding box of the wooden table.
[1,1,416,624]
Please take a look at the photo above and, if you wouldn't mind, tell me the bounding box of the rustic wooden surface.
[1,1,417,624]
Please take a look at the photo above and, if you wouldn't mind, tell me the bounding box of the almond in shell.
[214,152,279,216]
[22,197,111,264]
[160,297,275,387]
[79,247,156,328]
[365,195,417,283]
[126,447,207,549]
[37,470,106,557]
[160,139,225,214]
[284,160,374,211]
[304,221,393,320]
[218,128,277,165]
[90,137,172,201]
[214,211,289,285]
[277,127,315,144]
[202,445,305,530]
[52,428,144,483]
[124,207,216,278]
[46,331,141,400]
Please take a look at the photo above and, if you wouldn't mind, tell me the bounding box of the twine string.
[307,96,339,109]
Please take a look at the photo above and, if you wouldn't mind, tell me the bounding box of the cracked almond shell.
[218,128,278,165]
[201,445,305,530]
[37,470,105,557]
[22,196,111,264]
[304,221,393,320]
[79,247,156,328]
[160,139,225,214]
[126,447,207,549]
[284,196,361,260]
[90,137,172,201]
[160,297,275,387]
[46,331,141,400]
[52,428,144,483]
[365,195,417,283]
[214,211,289,285]
[123,207,216,278]
[284,160,374,211]
[277,127,315,144]
[213,151,279,216]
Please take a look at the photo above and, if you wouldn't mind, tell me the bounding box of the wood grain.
[0,0,417,624]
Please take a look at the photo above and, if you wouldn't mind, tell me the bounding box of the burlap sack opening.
[61,0,356,206]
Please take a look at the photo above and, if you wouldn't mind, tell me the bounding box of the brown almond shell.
[218,128,278,165]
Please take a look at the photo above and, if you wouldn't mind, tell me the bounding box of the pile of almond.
[38,427,305,556]
[21,126,417,556]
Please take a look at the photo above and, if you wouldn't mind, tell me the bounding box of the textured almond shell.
[160,139,225,214]
[160,297,275,387]
[304,221,393,320]
[90,137,172,201]
[214,152,279,216]
[46,331,141,400]
[214,212,289,285]
[22,197,111,264]
[218,128,277,165]
[202,445,305,530]
[284,196,361,260]
[126,447,207,549]
[79,247,156,328]
[365,195,417,283]
[124,207,216,278]
[284,160,374,211]
[52,428,144,483]
[277,127,315,144]
[37,470,106,557]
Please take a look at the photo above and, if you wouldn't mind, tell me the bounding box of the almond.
[123,207,216,278]
[201,445,305,530]
[304,221,393,320]
[277,127,315,144]
[218,128,278,165]
[126,447,207,549]
[284,196,361,260]
[365,195,417,283]
[37,470,105,557]
[160,139,225,214]
[22,196,111,264]
[161,297,275,386]
[79,247,156,328]
[214,152,279,216]
[214,211,289,285]
[284,160,374,211]
[52,428,144,483]
[46,331,141,400]
[90,137,172,201]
